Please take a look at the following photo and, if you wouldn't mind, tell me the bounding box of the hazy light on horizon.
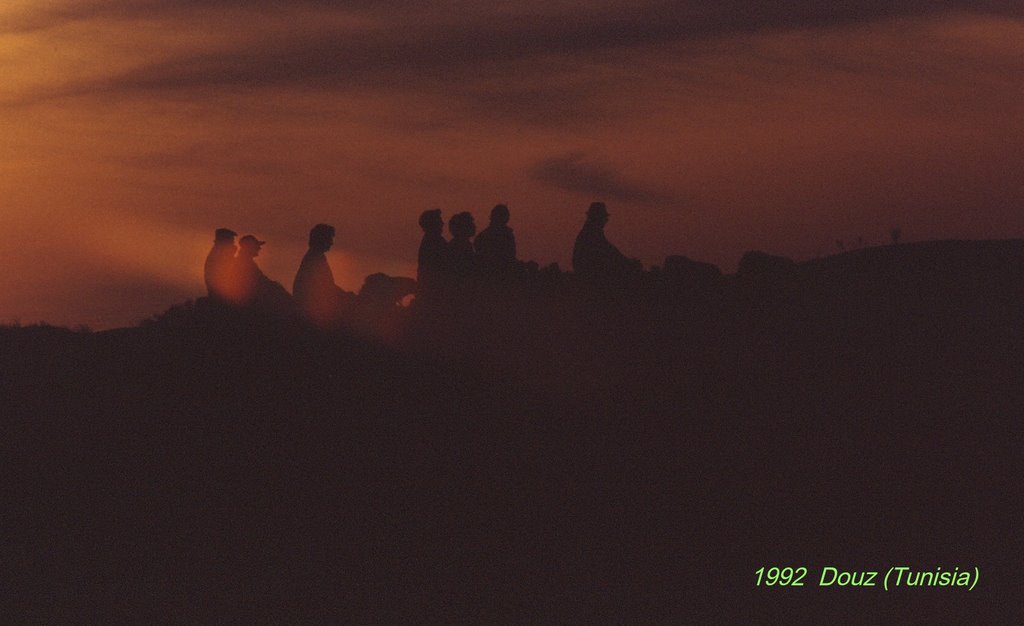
[1,2,1022,328]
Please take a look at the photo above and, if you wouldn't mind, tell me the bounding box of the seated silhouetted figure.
[204,228,238,302]
[230,235,292,314]
[474,204,516,272]
[293,224,352,328]
[572,202,641,280]
[417,209,448,299]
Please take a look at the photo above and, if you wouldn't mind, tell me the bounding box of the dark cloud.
[2,0,396,33]
[5,1,1022,329]
[16,1,1023,100]
[9,0,1021,35]
[531,153,677,207]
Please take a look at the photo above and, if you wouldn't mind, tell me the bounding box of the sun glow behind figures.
[1,2,1022,329]
[1,1,1021,619]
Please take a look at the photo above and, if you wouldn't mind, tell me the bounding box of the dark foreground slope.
[2,240,1023,622]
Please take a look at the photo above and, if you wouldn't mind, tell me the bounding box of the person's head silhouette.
[238,235,265,258]
[309,224,335,252]
[586,202,609,228]
[489,204,510,227]
[449,212,476,240]
[419,209,443,235]
[206,228,239,299]
[214,228,237,244]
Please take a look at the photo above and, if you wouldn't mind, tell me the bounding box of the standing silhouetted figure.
[417,209,448,298]
[474,204,516,271]
[204,228,238,303]
[294,224,349,328]
[232,235,292,314]
[572,202,639,279]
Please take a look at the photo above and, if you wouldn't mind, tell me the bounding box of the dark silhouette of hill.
[2,239,1022,622]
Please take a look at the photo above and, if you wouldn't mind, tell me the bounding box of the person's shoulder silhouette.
[294,224,334,293]
[416,209,449,299]
[572,201,638,279]
[294,224,345,327]
[204,228,238,302]
[233,235,265,301]
[573,202,614,274]
[232,235,291,312]
[475,204,516,270]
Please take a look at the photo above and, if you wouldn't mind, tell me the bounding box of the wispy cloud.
[2,1,1023,327]
[12,1,1022,97]
[531,153,678,207]
[8,0,1020,35]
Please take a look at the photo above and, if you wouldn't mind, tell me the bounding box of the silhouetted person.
[204,228,238,302]
[572,202,640,279]
[417,209,448,298]
[293,224,351,328]
[447,211,477,274]
[231,235,292,313]
[474,204,516,271]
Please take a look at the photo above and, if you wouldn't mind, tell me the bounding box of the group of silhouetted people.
[204,224,352,328]
[205,229,290,311]
[417,201,640,296]
[203,201,643,328]
[416,204,521,300]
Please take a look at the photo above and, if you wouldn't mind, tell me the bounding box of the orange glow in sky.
[1,2,1022,328]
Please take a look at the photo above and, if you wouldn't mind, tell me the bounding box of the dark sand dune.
[2,240,1022,621]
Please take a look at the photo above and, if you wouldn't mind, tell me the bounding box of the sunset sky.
[2,1,1022,328]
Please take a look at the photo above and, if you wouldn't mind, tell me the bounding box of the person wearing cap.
[474,204,516,272]
[230,235,291,312]
[204,228,238,302]
[572,201,639,279]
[293,224,352,328]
